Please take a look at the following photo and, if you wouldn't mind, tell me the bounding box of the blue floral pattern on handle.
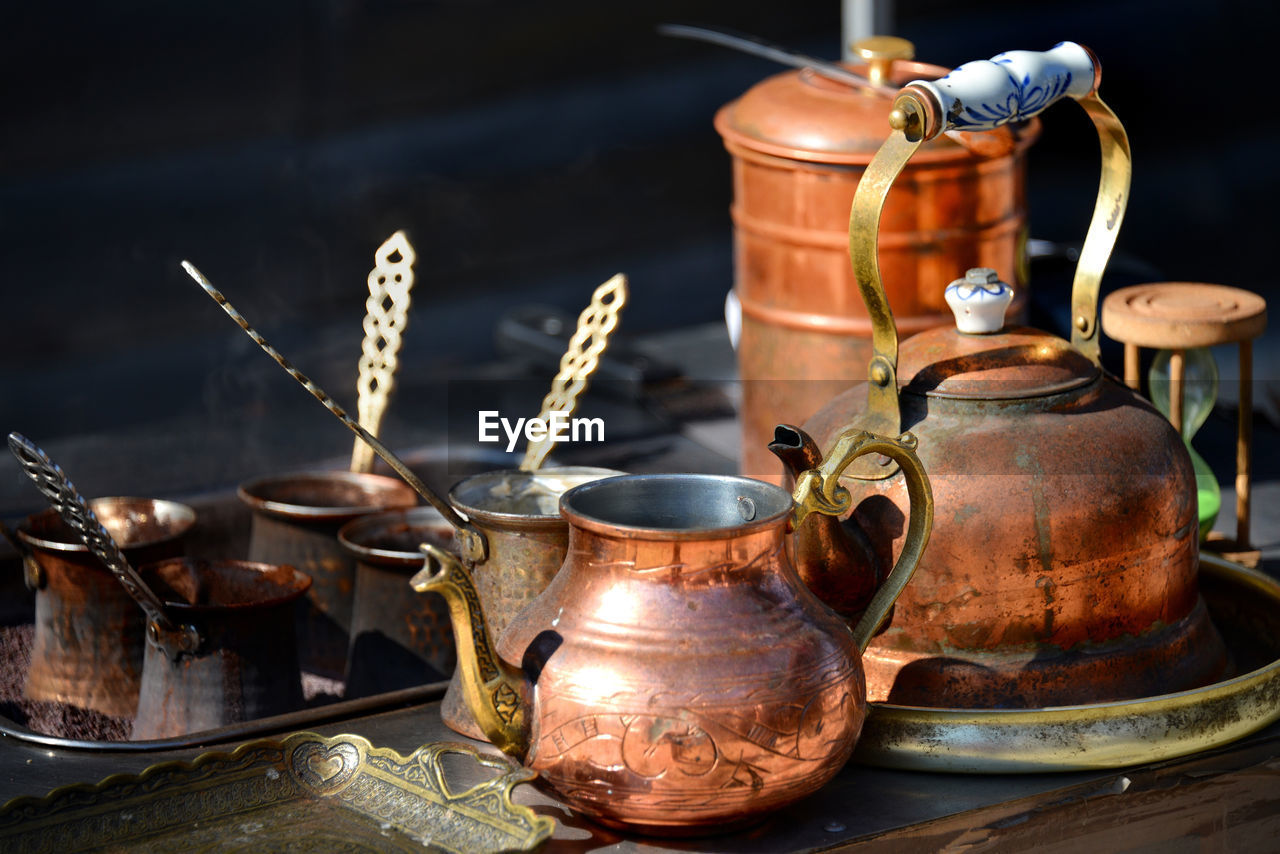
[910,42,1096,134]
[946,66,1073,129]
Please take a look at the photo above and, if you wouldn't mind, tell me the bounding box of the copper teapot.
[412,431,931,834]
[798,42,1227,708]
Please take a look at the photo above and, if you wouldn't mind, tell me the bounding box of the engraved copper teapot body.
[798,43,1227,708]
[413,432,931,834]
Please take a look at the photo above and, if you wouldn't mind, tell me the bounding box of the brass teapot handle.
[790,429,933,652]
[849,41,1131,449]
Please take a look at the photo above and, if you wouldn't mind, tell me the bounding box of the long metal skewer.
[657,23,893,96]
[182,261,488,562]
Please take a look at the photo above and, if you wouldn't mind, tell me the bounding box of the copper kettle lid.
[900,268,1099,400]
[714,37,1027,164]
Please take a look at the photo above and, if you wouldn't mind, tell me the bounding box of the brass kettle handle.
[849,42,1131,450]
[790,429,933,652]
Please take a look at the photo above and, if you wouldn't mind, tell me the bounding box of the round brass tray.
[856,555,1280,773]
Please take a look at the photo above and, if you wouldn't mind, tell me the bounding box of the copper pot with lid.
[793,42,1228,708]
[716,36,1039,481]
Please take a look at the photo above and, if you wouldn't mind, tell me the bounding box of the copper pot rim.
[337,506,455,565]
[17,496,196,554]
[447,466,625,526]
[140,557,312,613]
[559,473,794,541]
[237,470,417,522]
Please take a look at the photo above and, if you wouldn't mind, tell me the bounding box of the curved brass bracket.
[789,428,933,652]
[411,544,530,759]
[1070,93,1130,365]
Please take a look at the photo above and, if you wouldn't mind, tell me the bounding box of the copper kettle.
[412,432,931,834]
[795,42,1228,708]
[715,36,1039,481]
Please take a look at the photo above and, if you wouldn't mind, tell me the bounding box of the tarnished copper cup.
[18,496,195,717]
[17,497,196,718]
[238,471,417,679]
[131,558,311,740]
[439,466,623,739]
[338,507,458,698]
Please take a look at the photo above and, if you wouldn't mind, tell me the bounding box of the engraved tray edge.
[0,731,555,853]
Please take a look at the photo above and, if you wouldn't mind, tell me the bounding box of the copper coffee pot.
[412,432,931,834]
[797,42,1227,708]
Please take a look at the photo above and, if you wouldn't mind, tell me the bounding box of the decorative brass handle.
[411,544,530,758]
[519,273,628,472]
[351,231,417,474]
[790,429,933,652]
[847,42,1130,473]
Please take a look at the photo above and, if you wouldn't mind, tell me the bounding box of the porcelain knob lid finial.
[945,268,1014,334]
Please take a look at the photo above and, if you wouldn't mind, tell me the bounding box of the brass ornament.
[351,231,417,474]
[0,733,554,852]
[518,273,628,472]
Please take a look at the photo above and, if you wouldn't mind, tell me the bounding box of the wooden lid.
[1101,283,1267,348]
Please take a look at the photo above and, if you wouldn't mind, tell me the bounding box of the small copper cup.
[131,558,311,740]
[338,507,458,698]
[238,471,417,679]
[17,497,196,718]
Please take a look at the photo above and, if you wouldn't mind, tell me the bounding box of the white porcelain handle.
[910,41,1095,133]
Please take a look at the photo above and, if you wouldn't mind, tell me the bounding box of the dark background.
[1,0,1277,512]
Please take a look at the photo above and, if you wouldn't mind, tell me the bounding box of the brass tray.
[856,555,1280,772]
[0,732,554,853]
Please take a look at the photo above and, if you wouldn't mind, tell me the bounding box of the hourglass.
[1102,282,1267,566]
[1148,347,1219,539]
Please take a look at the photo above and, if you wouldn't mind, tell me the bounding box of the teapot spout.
[410,546,531,759]
[770,424,881,624]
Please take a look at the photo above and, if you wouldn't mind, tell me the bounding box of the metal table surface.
[1,323,1278,850]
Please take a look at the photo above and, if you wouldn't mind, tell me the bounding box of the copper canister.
[715,40,1038,480]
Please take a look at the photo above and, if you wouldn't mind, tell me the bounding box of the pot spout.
[410,545,532,759]
[769,424,881,625]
